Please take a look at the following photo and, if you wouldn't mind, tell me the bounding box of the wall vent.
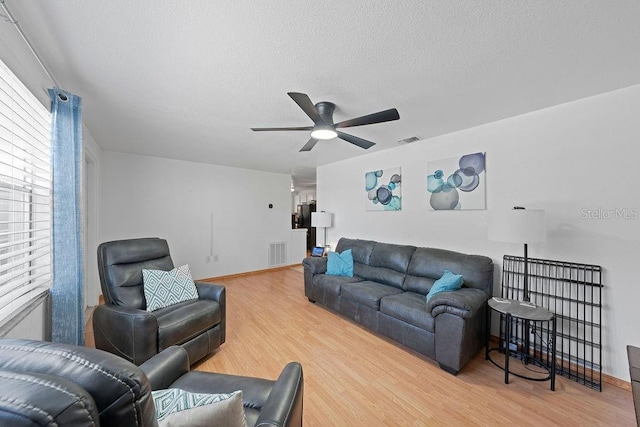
[268,241,287,267]
[397,136,421,144]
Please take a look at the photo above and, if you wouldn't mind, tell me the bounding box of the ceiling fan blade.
[299,137,320,152]
[336,131,375,149]
[288,92,323,124]
[251,126,313,131]
[334,108,400,129]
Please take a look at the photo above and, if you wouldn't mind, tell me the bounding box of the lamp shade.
[311,211,332,228]
[488,208,546,244]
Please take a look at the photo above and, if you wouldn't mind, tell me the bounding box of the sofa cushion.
[403,275,436,295]
[313,273,362,296]
[426,269,464,301]
[156,299,220,350]
[369,242,416,273]
[326,249,354,276]
[340,281,403,310]
[380,292,435,332]
[356,264,407,289]
[458,254,494,295]
[335,238,375,265]
[407,248,463,279]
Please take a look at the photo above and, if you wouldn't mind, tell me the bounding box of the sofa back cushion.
[459,254,494,295]
[404,248,493,296]
[336,238,375,264]
[360,242,416,288]
[369,242,416,272]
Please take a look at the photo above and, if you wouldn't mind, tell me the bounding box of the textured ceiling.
[5,1,640,191]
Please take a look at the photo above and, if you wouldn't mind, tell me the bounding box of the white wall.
[317,84,640,381]
[100,151,292,279]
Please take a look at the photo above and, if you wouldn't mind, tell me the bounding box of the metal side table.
[485,297,557,391]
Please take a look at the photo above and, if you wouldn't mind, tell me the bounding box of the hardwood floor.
[87,267,636,426]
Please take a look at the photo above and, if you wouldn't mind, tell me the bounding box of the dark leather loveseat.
[0,338,303,426]
[303,237,494,374]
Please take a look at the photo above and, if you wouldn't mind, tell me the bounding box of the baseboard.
[604,373,631,390]
[200,264,301,282]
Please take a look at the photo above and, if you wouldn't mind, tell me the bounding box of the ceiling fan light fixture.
[251,92,399,151]
[310,127,337,140]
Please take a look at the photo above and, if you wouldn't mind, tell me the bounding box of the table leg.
[524,319,530,365]
[485,306,491,360]
[551,316,556,391]
[505,313,511,385]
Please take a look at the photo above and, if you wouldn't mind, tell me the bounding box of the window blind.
[0,59,52,325]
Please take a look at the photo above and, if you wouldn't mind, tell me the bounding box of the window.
[0,59,52,325]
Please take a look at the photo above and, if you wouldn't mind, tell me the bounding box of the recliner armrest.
[254,362,304,427]
[195,281,225,302]
[195,281,226,343]
[427,288,488,319]
[139,346,190,391]
[92,304,158,365]
[302,257,327,275]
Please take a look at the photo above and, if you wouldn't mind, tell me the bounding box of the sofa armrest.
[195,281,226,343]
[139,346,190,391]
[254,362,304,427]
[302,257,327,274]
[92,304,159,365]
[427,288,488,319]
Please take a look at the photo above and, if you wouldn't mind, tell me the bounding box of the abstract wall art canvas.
[365,167,401,211]
[427,152,486,210]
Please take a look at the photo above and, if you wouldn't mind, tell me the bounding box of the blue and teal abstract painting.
[365,167,402,211]
[427,152,486,210]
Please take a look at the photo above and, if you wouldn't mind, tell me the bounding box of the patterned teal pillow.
[326,249,354,277]
[152,388,247,427]
[426,269,464,301]
[143,264,199,311]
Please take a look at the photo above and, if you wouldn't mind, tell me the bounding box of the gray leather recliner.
[94,237,225,366]
[0,338,304,427]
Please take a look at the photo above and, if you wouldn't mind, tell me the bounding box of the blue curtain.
[49,88,84,345]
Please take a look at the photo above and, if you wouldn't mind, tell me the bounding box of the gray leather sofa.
[0,338,303,427]
[303,237,494,374]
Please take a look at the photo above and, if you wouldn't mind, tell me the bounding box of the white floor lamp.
[488,207,546,302]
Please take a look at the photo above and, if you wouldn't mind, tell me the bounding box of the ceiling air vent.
[397,136,420,144]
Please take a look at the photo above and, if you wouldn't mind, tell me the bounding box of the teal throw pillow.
[326,249,354,277]
[426,269,464,301]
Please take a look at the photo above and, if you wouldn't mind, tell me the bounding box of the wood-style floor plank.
[193,267,636,426]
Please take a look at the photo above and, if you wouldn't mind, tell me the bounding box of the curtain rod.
[1,0,60,88]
